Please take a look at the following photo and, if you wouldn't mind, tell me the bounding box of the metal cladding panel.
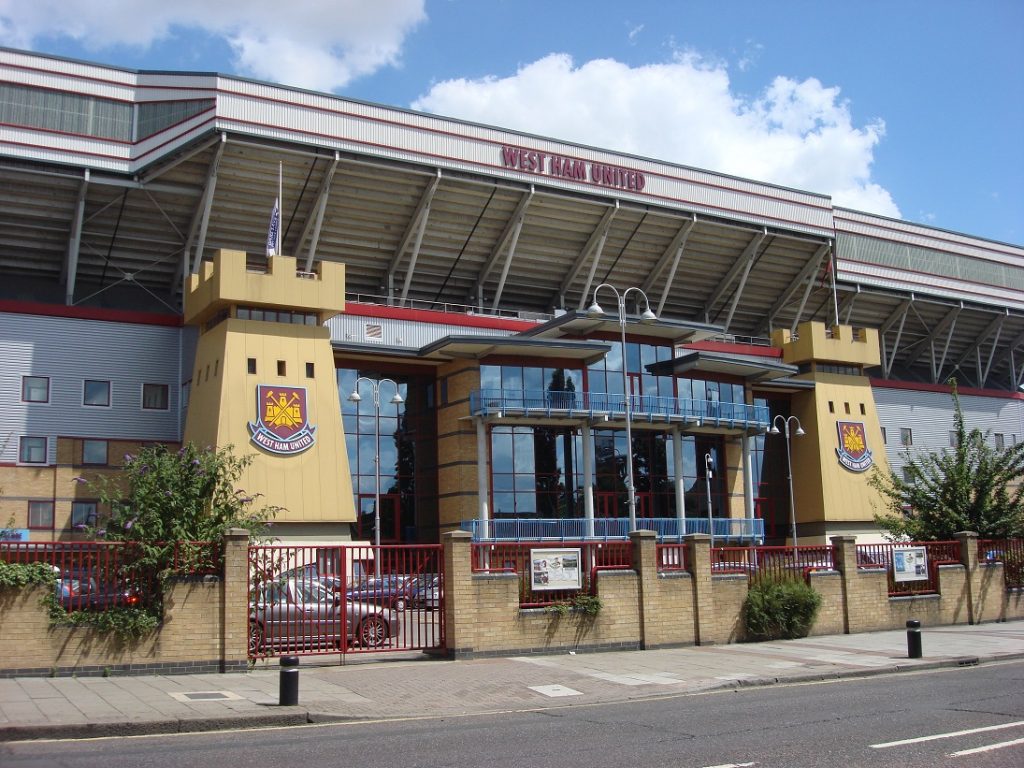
[872,385,1023,476]
[0,49,138,99]
[1,312,183,463]
[838,260,1024,311]
[327,314,513,350]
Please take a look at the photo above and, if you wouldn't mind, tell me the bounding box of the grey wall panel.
[0,312,183,463]
[326,314,514,350]
[872,385,1023,475]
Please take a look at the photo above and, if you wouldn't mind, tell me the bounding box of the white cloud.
[412,52,900,217]
[0,0,427,91]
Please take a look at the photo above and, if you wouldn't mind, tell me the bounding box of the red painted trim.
[870,378,1024,401]
[684,340,782,358]
[0,299,182,327]
[344,301,534,331]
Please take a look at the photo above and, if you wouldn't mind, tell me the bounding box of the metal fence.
[471,540,632,608]
[0,540,220,611]
[855,541,961,596]
[656,543,689,573]
[978,538,1024,589]
[247,544,444,660]
[707,545,835,583]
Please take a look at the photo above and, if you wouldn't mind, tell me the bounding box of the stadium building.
[2,47,1022,547]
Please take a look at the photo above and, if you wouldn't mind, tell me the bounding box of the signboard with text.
[530,548,583,591]
[893,546,928,583]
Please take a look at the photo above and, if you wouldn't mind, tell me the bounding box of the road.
[4,660,1023,767]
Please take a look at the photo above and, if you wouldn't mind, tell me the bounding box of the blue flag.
[266,198,280,256]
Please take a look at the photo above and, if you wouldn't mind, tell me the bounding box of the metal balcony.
[460,517,765,543]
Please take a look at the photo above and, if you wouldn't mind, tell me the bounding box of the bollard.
[906,619,922,659]
[279,655,300,706]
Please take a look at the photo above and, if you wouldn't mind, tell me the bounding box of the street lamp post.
[769,414,805,555]
[587,284,657,533]
[348,377,404,573]
[704,452,715,548]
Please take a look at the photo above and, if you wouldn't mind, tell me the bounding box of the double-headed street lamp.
[348,377,404,568]
[586,284,657,532]
[769,414,805,554]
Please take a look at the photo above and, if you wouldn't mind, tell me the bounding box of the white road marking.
[948,736,1024,757]
[702,762,756,768]
[870,720,1024,748]
[528,684,582,697]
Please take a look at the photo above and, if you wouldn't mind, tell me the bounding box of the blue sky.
[2,0,1021,244]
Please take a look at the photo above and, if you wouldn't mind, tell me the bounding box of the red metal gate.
[247,543,444,660]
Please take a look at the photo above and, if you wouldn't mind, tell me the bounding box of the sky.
[1,0,1021,245]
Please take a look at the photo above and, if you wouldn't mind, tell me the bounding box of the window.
[880,427,887,444]
[83,379,111,407]
[28,500,54,530]
[844,402,851,415]
[306,362,315,378]
[859,403,866,415]
[142,383,169,410]
[82,439,108,465]
[22,375,49,403]
[71,501,98,529]
[277,360,286,376]
[901,467,915,483]
[995,433,1005,450]
[900,428,913,447]
[828,401,835,413]
[247,358,257,374]
[19,436,47,464]
[949,431,957,448]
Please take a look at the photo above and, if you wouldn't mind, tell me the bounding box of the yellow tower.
[771,321,891,543]
[183,249,355,540]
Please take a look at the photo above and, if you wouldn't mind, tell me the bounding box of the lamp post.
[704,452,715,548]
[348,377,404,572]
[587,284,657,532]
[769,414,805,555]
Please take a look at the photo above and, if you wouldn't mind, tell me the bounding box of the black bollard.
[279,655,300,705]
[906,619,922,659]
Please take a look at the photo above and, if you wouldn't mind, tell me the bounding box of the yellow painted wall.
[183,250,354,527]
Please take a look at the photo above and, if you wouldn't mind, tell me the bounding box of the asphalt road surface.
[4,659,1023,767]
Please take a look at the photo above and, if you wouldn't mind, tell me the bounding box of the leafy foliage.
[0,561,57,590]
[85,443,280,610]
[870,381,1024,541]
[548,593,603,617]
[743,576,821,641]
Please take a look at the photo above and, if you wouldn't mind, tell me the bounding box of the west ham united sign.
[248,385,316,455]
[835,420,873,472]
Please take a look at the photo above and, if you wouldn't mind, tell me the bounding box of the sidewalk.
[2,621,1023,742]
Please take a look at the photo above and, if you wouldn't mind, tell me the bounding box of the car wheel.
[357,615,389,647]
[249,624,266,656]
[393,597,407,612]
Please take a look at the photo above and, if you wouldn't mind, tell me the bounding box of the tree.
[870,381,1024,540]
[86,443,280,610]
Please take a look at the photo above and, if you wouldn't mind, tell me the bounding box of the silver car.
[249,576,394,654]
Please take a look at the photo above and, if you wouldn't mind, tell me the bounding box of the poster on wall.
[893,546,928,582]
[530,548,582,591]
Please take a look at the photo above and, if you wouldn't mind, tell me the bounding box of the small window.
[28,500,54,530]
[844,402,851,415]
[71,501,98,529]
[213,360,219,378]
[828,401,835,413]
[19,436,47,464]
[83,379,111,407]
[859,403,866,415]
[949,431,957,448]
[22,375,50,403]
[142,383,169,410]
[305,362,315,378]
[900,428,913,447]
[237,307,250,320]
[995,433,1005,450]
[880,427,887,444]
[901,467,915,484]
[277,360,286,376]
[82,439,108,465]
[247,358,257,374]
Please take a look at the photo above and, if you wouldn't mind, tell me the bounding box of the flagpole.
[277,162,283,256]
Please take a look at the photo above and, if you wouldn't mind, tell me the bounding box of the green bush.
[743,576,822,641]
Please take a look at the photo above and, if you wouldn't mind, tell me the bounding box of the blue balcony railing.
[460,517,764,542]
[470,389,769,429]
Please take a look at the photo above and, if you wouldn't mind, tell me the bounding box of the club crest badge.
[248,385,316,455]
[835,420,873,472]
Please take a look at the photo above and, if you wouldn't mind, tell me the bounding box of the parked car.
[55,569,140,611]
[249,576,394,653]
[345,574,416,612]
[408,573,441,610]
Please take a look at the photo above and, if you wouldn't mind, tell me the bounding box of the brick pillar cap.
[224,528,250,539]
[629,530,657,540]
[830,535,857,544]
[684,533,711,542]
[954,530,979,539]
[444,530,473,541]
